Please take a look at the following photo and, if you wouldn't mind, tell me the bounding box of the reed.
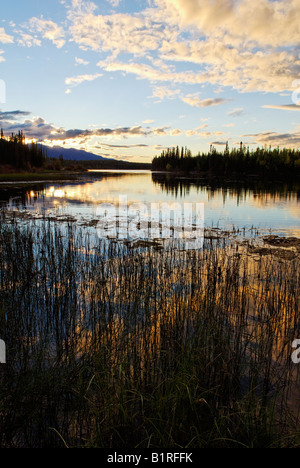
[0,211,299,448]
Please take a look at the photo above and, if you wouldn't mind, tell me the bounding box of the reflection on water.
[0,170,299,236]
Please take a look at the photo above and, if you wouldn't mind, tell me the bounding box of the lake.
[0,170,299,240]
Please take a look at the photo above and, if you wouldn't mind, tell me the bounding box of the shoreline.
[150,168,300,182]
[0,170,87,183]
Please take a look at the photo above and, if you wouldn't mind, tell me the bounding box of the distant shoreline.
[0,170,87,182]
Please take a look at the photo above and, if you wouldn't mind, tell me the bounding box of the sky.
[0,0,299,162]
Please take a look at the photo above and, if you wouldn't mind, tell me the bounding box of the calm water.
[0,170,299,238]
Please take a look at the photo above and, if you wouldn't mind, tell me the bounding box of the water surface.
[0,170,299,238]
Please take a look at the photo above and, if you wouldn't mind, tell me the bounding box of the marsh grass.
[0,211,299,448]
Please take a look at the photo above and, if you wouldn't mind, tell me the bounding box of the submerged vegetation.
[0,213,299,448]
[152,144,300,177]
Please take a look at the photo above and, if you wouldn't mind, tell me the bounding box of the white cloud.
[98,60,212,85]
[160,37,300,93]
[0,27,14,44]
[170,128,183,136]
[67,5,171,56]
[186,128,225,138]
[75,57,89,66]
[17,32,41,48]
[65,73,103,87]
[151,86,181,101]
[24,17,66,48]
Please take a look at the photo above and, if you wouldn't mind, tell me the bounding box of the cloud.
[151,86,181,102]
[155,0,300,93]
[0,110,31,120]
[99,143,149,149]
[108,0,122,7]
[211,141,228,146]
[61,0,300,96]
[65,73,103,88]
[227,107,244,117]
[48,124,169,142]
[170,128,183,136]
[262,104,300,111]
[181,95,230,108]
[186,128,225,138]
[1,116,59,141]
[16,32,41,47]
[0,109,171,143]
[244,130,300,148]
[50,126,146,140]
[7,0,298,98]
[75,57,89,66]
[22,17,66,48]
[67,3,171,56]
[96,26,299,95]
[98,60,211,85]
[161,38,300,93]
[156,0,300,48]
[0,27,14,44]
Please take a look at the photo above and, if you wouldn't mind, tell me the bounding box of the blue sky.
[0,0,299,162]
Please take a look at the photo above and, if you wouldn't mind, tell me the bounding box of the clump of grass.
[0,211,299,448]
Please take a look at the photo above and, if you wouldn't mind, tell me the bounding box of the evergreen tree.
[151,143,300,177]
[0,130,46,171]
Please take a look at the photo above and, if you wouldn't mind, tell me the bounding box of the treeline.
[152,143,300,177]
[0,130,46,170]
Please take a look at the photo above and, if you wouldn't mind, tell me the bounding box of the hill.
[43,145,151,170]
[43,145,110,161]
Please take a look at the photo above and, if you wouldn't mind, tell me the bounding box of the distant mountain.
[42,145,112,161]
[40,144,151,170]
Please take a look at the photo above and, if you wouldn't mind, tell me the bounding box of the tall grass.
[0,211,299,448]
